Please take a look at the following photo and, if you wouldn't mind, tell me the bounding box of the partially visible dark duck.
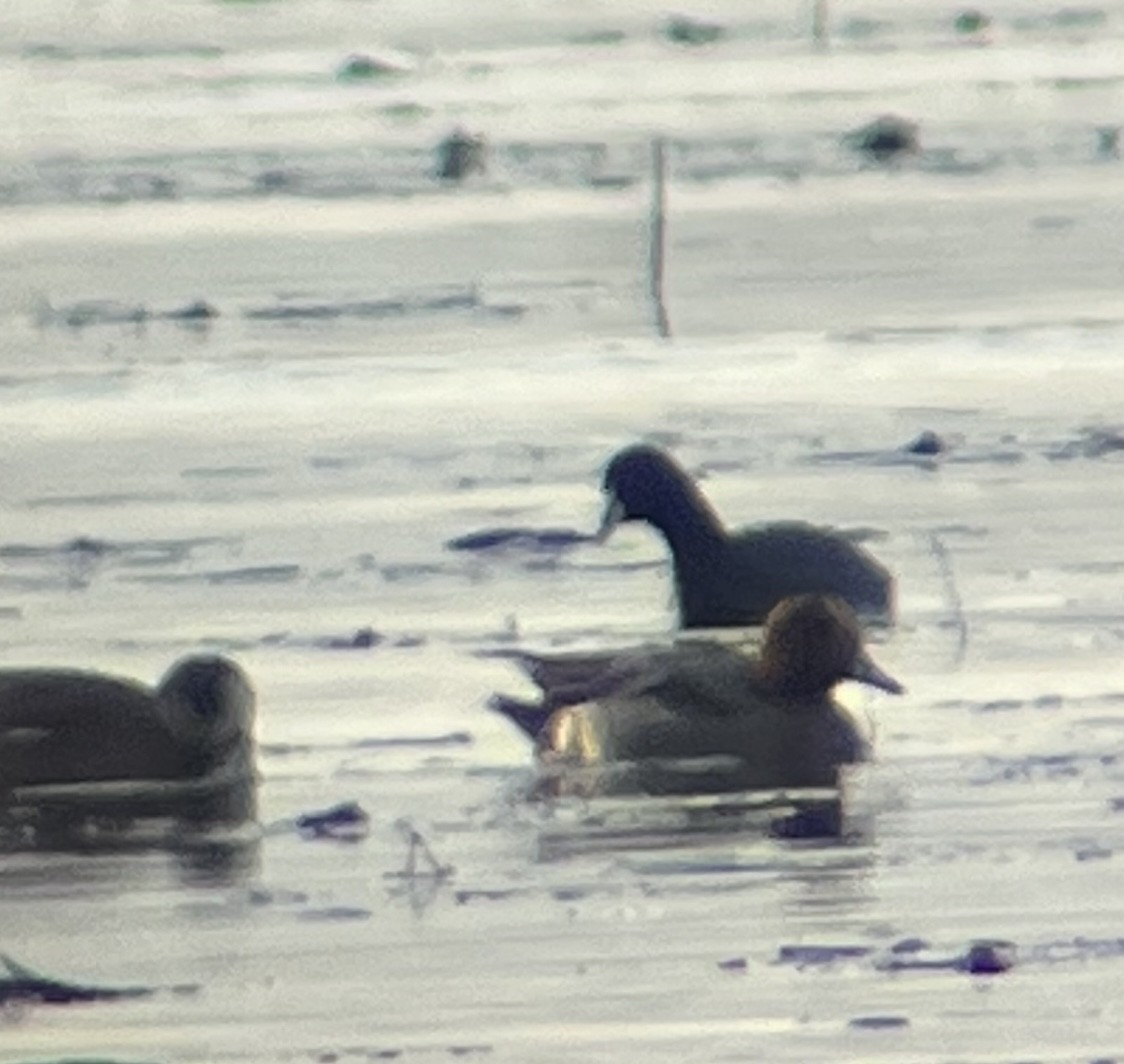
[0,655,257,831]
[597,444,895,628]
[491,595,903,796]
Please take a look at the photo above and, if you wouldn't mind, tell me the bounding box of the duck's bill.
[595,496,626,543]
[848,650,905,695]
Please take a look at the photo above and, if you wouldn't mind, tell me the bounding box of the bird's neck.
[653,489,726,558]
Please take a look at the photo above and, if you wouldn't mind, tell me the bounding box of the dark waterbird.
[491,594,903,796]
[0,655,257,838]
[597,444,895,628]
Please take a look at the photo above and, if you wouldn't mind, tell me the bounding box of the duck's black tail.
[486,695,551,741]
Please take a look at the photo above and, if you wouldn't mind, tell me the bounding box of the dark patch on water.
[304,627,386,651]
[717,956,747,971]
[336,53,410,82]
[380,101,433,123]
[890,937,930,954]
[248,887,310,908]
[1046,427,1124,461]
[936,690,1124,714]
[849,1015,909,1030]
[27,492,180,509]
[454,888,526,904]
[777,945,873,968]
[243,286,525,326]
[970,752,1090,785]
[127,564,301,587]
[351,733,472,750]
[1,537,112,560]
[245,297,407,322]
[445,527,594,553]
[1074,843,1112,862]
[308,455,357,471]
[772,938,1026,976]
[21,41,224,62]
[662,14,726,46]
[296,801,371,841]
[259,743,314,757]
[1029,935,1124,964]
[296,906,372,922]
[209,564,301,585]
[379,563,450,582]
[809,442,1024,469]
[37,298,217,329]
[566,29,628,46]
[181,465,270,480]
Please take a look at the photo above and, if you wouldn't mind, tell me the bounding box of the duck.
[0,654,256,805]
[598,444,895,628]
[491,594,903,796]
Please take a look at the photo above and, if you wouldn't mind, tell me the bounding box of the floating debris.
[296,906,372,923]
[849,1015,909,1030]
[351,732,471,750]
[167,298,219,322]
[902,430,949,457]
[296,801,371,841]
[954,9,992,35]
[960,939,1017,974]
[846,114,920,163]
[776,945,873,968]
[1046,426,1124,461]
[337,53,408,81]
[35,298,218,330]
[316,627,385,651]
[445,527,594,553]
[387,819,454,881]
[454,888,525,905]
[662,14,726,46]
[436,128,488,182]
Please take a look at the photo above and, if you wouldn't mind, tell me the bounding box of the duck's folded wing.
[513,644,682,707]
[634,642,764,718]
[488,645,680,740]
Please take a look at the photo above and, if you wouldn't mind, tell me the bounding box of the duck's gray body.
[493,595,903,798]
[539,640,871,793]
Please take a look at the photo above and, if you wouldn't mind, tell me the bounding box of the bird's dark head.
[157,655,256,748]
[761,594,904,699]
[597,444,705,541]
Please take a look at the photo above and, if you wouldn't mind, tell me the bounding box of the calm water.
[4,1,1124,1061]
